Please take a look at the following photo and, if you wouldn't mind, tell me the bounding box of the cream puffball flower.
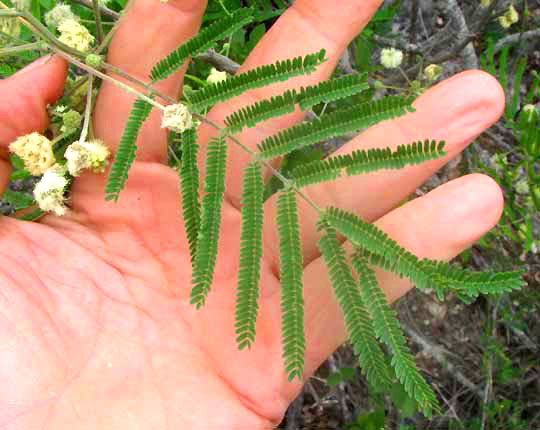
[207,68,228,84]
[380,48,403,69]
[9,132,56,175]
[33,165,68,216]
[161,103,194,133]
[44,3,78,29]
[65,140,110,177]
[58,19,94,52]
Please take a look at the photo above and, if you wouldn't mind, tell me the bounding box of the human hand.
[0,1,505,428]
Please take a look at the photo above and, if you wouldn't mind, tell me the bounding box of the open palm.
[0,1,505,428]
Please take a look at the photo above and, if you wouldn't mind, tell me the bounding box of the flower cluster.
[64,139,110,177]
[380,48,403,69]
[33,164,68,216]
[58,19,94,52]
[9,132,56,175]
[207,68,227,84]
[44,3,78,29]
[499,5,519,28]
[161,103,194,133]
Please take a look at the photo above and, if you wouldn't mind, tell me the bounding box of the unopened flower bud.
[85,53,103,69]
[424,64,443,81]
[61,110,82,134]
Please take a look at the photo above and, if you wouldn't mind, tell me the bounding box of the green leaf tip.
[150,8,255,82]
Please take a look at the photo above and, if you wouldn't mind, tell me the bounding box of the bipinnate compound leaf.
[277,189,305,381]
[235,162,264,349]
[317,224,393,389]
[190,136,227,309]
[351,252,439,417]
[150,8,254,82]
[105,98,153,202]
[257,96,415,160]
[176,129,200,263]
[291,140,446,188]
[190,50,327,112]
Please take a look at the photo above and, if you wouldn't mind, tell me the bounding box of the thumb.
[0,55,68,191]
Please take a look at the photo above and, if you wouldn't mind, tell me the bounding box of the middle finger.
[196,0,383,208]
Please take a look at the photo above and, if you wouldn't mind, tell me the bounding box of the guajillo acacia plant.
[0,4,525,418]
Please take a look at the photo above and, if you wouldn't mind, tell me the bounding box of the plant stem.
[51,47,165,110]
[101,62,177,104]
[91,0,104,44]
[0,6,84,59]
[0,41,45,56]
[192,112,322,215]
[79,74,94,143]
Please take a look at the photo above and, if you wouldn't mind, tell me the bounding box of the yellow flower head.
[9,132,56,175]
[65,139,110,177]
[58,19,94,52]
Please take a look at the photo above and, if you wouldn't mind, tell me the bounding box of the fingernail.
[13,54,53,77]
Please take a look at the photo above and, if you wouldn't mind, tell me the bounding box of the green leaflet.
[291,140,446,188]
[317,224,393,389]
[235,162,264,350]
[324,207,526,298]
[189,50,327,112]
[296,73,369,111]
[224,90,297,135]
[190,136,227,309]
[277,189,305,381]
[257,96,415,160]
[177,129,200,263]
[351,252,439,417]
[223,74,370,135]
[150,8,254,82]
[105,98,153,202]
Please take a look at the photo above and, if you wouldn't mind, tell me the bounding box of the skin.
[0,0,506,428]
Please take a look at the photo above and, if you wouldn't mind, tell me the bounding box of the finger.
[291,174,503,391]
[262,71,505,267]
[197,0,384,208]
[91,0,207,163]
[0,55,68,194]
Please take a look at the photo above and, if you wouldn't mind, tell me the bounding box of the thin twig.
[52,48,164,110]
[196,49,241,75]
[91,0,104,44]
[494,29,540,54]
[71,0,120,20]
[401,322,484,400]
